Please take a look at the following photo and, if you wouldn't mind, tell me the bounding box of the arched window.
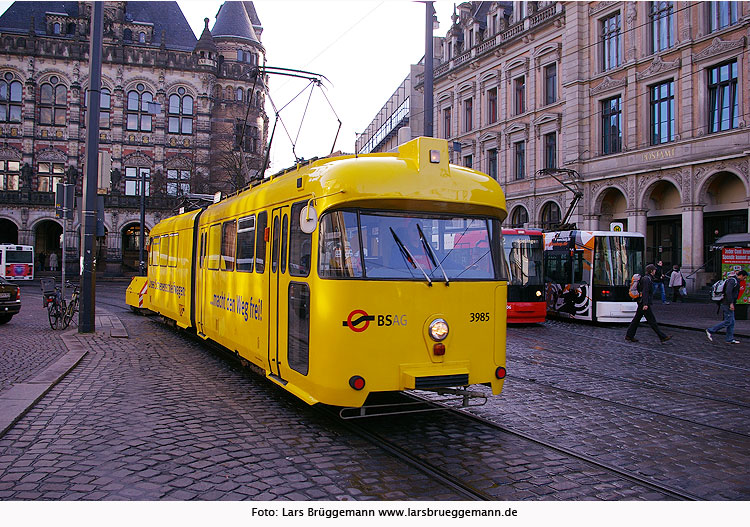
[510,206,529,228]
[83,87,111,129]
[236,87,244,101]
[540,202,561,231]
[52,23,61,35]
[67,23,76,35]
[237,49,244,61]
[168,87,193,134]
[39,76,67,126]
[139,32,146,43]
[123,28,132,41]
[126,83,154,132]
[0,73,23,123]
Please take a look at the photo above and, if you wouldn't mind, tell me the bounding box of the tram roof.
[201,137,507,223]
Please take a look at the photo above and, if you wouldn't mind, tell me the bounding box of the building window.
[651,2,674,52]
[651,80,675,145]
[235,123,258,153]
[0,160,20,190]
[443,107,452,138]
[167,169,191,196]
[514,141,525,180]
[37,162,64,192]
[708,1,738,33]
[39,76,67,126]
[126,83,154,132]
[463,154,472,169]
[510,207,528,228]
[52,23,61,35]
[83,87,111,129]
[124,167,150,196]
[708,61,738,133]
[487,148,498,180]
[544,64,557,105]
[544,132,557,169]
[168,88,193,135]
[514,76,526,115]
[541,202,561,230]
[601,12,622,71]
[464,97,473,132]
[139,32,146,43]
[487,88,497,124]
[123,28,132,41]
[0,73,22,122]
[601,96,622,154]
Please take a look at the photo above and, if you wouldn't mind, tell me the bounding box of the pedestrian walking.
[668,264,686,302]
[706,269,747,344]
[625,264,672,343]
[653,260,668,304]
[49,251,58,272]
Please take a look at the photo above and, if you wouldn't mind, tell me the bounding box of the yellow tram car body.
[127,137,508,408]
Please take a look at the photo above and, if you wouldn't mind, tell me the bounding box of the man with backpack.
[706,269,747,344]
[625,264,672,343]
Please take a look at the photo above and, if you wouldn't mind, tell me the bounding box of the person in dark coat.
[625,264,671,343]
[706,270,747,344]
[653,260,668,304]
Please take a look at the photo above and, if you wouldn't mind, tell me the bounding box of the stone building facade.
[403,1,748,289]
[0,1,268,274]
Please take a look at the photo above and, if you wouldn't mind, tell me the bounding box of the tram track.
[511,353,750,409]
[321,392,699,501]
[509,374,750,439]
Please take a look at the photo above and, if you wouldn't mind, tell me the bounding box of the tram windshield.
[318,210,505,281]
[503,234,543,286]
[593,236,644,286]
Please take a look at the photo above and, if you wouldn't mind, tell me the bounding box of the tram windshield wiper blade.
[390,228,432,286]
[416,224,449,286]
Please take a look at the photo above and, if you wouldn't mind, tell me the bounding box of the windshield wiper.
[416,224,449,286]
[390,228,432,286]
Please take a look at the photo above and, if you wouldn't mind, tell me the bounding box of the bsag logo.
[342,309,407,332]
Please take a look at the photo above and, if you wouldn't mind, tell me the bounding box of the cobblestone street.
[0,281,748,503]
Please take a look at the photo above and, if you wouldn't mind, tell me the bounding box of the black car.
[0,277,21,324]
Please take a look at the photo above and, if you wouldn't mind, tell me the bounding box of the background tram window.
[544,252,568,284]
[289,201,312,277]
[221,220,237,271]
[160,235,170,267]
[572,251,584,283]
[255,211,267,273]
[236,215,256,272]
[169,233,178,267]
[207,224,221,270]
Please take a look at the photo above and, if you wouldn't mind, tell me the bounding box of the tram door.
[268,206,291,381]
[196,227,208,336]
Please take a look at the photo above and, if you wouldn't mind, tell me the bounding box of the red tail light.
[16,287,20,300]
[433,343,445,356]
[349,376,365,390]
[495,367,507,379]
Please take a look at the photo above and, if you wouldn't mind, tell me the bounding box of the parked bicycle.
[41,278,79,330]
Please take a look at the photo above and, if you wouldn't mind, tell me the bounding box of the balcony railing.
[0,190,178,211]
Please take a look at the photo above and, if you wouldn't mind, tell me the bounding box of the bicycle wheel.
[63,299,77,328]
[48,303,61,330]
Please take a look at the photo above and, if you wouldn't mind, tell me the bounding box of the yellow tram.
[126,137,508,408]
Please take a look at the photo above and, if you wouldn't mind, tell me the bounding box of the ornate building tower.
[0,1,268,274]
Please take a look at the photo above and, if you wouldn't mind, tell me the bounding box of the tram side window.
[221,221,237,271]
[280,215,289,274]
[288,282,310,376]
[207,224,221,270]
[236,215,256,272]
[169,233,178,267]
[319,211,362,278]
[149,237,159,267]
[289,201,312,277]
[255,211,267,273]
[271,216,280,273]
[160,235,170,267]
[572,251,584,283]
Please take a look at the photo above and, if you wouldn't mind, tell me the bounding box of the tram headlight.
[535,289,542,297]
[429,318,449,341]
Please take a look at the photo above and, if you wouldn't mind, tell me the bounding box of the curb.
[657,322,749,339]
[0,330,87,438]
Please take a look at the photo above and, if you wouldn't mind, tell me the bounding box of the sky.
[0,0,458,175]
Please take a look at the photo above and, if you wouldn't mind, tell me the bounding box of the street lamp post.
[139,168,146,276]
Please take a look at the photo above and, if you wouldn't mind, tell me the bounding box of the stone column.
[627,208,648,236]
[583,213,599,231]
[681,204,703,292]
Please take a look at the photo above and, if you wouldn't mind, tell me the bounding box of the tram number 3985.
[470,312,490,322]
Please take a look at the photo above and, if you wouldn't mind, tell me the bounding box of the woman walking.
[668,264,686,302]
